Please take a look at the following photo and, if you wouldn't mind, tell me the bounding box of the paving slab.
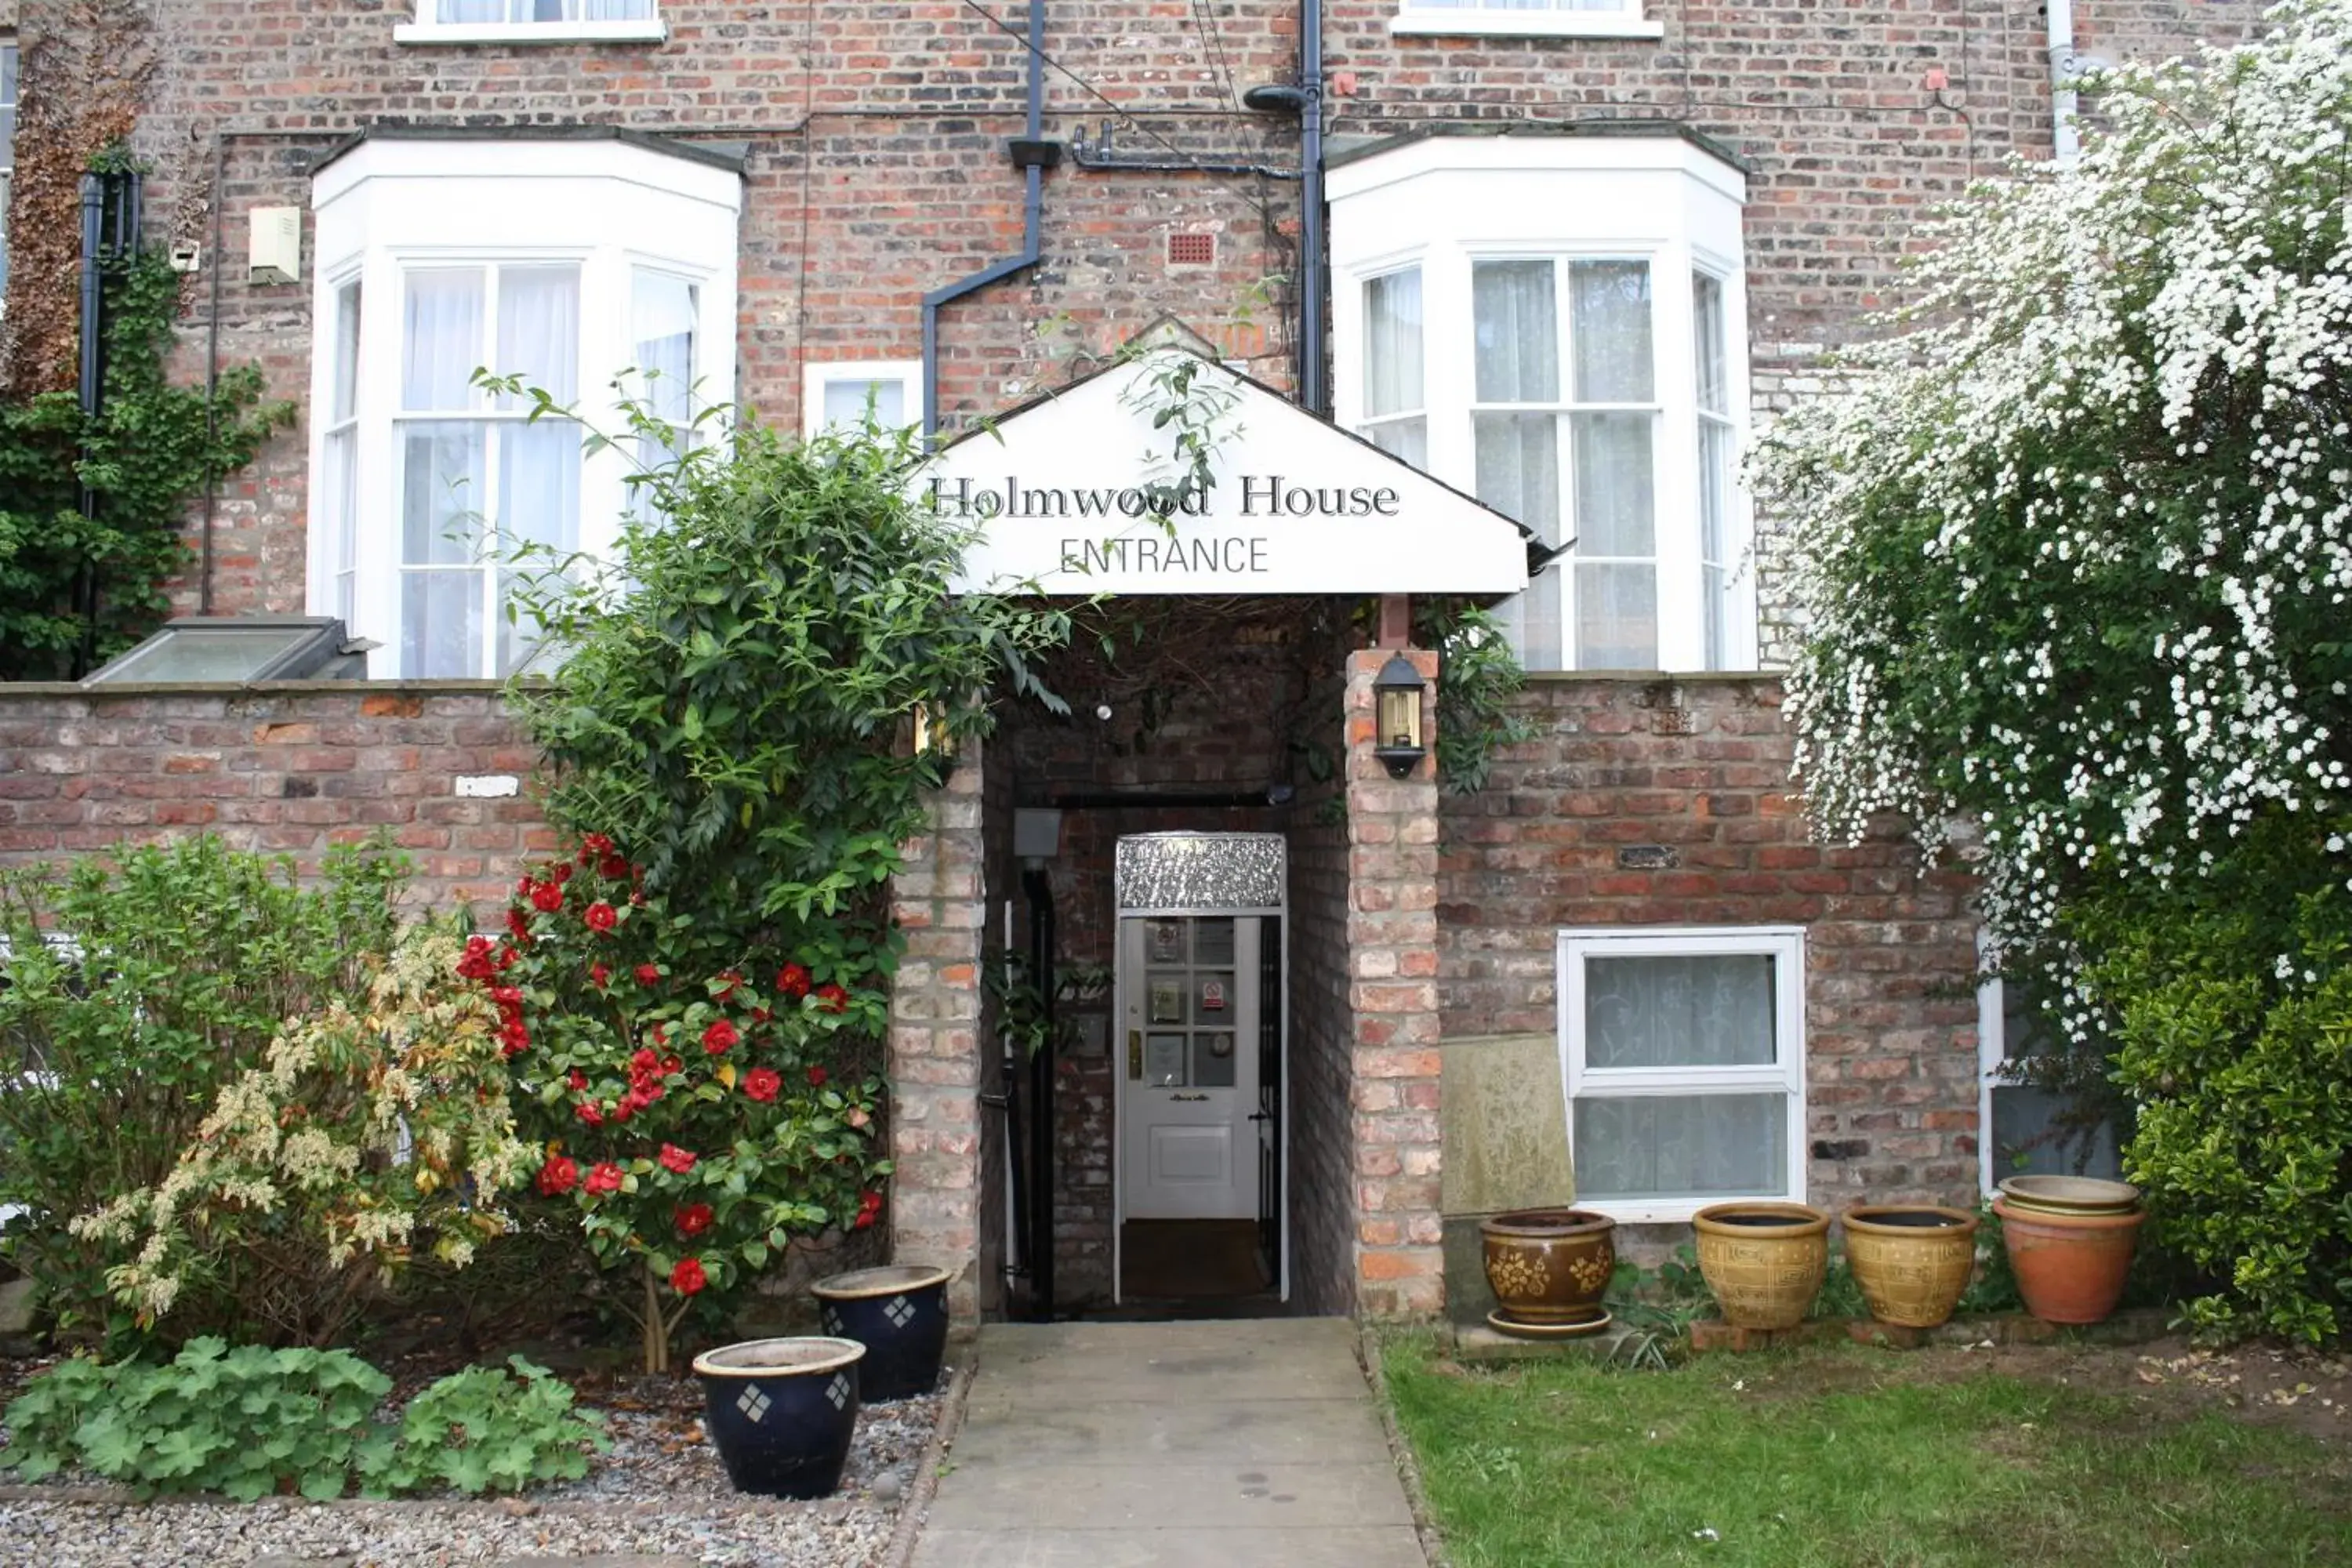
[909,1319,1425,1568]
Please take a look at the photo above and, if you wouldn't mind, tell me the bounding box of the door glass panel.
[1192,918,1236,965]
[1144,1033,1187,1088]
[1147,975,1188,1026]
[1192,1032,1237,1088]
[1193,972,1234,1023]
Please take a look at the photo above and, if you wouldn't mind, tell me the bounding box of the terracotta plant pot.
[691,1337,866,1499]
[1479,1208,1617,1326]
[1840,1205,1980,1328]
[1994,1196,2144,1325]
[812,1264,953,1403]
[1693,1202,1831,1330]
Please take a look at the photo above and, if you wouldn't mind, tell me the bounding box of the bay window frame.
[397,0,666,45]
[1330,134,1755,673]
[1556,925,1808,1224]
[1390,0,1664,41]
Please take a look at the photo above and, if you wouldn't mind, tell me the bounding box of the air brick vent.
[1167,232,1216,267]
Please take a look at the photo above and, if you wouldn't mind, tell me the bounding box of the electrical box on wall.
[248,207,301,284]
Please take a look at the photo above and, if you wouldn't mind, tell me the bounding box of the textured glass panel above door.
[1116,834,1285,912]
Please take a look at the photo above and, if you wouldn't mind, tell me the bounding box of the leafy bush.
[481,837,889,1373]
[2068,833,2352,1341]
[0,837,408,1342]
[72,927,538,1348]
[0,1339,604,1499]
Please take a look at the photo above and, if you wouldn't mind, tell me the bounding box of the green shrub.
[0,1340,604,1499]
[2069,827,2352,1342]
[0,836,406,1343]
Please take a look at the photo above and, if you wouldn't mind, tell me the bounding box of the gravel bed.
[0,1365,953,1568]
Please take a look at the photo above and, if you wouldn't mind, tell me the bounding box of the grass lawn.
[1381,1334,2352,1567]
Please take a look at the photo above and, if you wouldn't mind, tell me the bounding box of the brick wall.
[0,681,547,913]
[1437,675,1983,1213]
[1285,666,1356,1316]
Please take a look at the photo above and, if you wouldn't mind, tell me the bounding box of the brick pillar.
[1345,649,1444,1316]
[886,739,988,1324]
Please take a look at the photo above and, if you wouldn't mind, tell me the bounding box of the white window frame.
[396,0,666,45]
[1556,925,1807,1224]
[801,360,923,441]
[1330,134,1755,673]
[0,39,17,304]
[307,134,740,679]
[1391,0,1664,41]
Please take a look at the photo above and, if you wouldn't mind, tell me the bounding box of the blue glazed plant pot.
[691,1337,866,1499]
[812,1264,953,1403]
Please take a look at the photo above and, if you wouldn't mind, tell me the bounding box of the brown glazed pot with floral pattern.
[1480,1209,1618,1326]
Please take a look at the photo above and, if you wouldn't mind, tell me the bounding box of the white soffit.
[930,351,1530,597]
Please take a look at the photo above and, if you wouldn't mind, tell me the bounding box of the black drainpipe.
[1019,867,1058,1319]
[922,0,1048,437]
[72,175,106,677]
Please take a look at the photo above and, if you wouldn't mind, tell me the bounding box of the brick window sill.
[1388,11,1664,39]
[393,20,667,45]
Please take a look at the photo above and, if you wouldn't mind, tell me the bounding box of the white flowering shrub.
[74,927,537,1348]
[1754,0,2352,1338]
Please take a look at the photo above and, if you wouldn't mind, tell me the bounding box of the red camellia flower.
[600,853,632,880]
[530,880,564,913]
[585,901,619,933]
[609,1098,634,1123]
[662,1054,684,1076]
[495,942,520,971]
[713,970,744,1002]
[517,874,535,897]
[702,1018,739,1054]
[659,1143,697,1174]
[677,1203,713,1237]
[816,982,849,1014]
[743,1067,782,1103]
[499,1018,531,1058]
[671,1257,706,1296]
[506,907,532,942]
[590,962,611,989]
[583,833,615,858]
[575,1101,605,1128]
[807,1065,829,1088]
[550,862,573,886]
[567,1069,589,1092]
[585,1161,624,1196]
[776,963,811,1000]
[855,1190,883,1230]
[456,935,496,982]
[630,1047,660,1074]
[635,963,662,985]
[535,1156,579,1197]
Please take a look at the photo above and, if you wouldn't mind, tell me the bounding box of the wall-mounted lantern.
[1373,653,1428,779]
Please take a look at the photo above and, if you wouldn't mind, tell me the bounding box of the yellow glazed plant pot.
[1840,1205,1980,1328]
[1693,1202,1831,1330]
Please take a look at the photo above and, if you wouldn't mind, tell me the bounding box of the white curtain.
[498,264,579,404]
[1363,269,1423,417]
[1573,1094,1786,1201]
[1570,260,1652,402]
[441,0,655,20]
[1473,260,1556,402]
[402,270,482,413]
[822,377,904,431]
[1695,272,1734,669]
[632,271,698,426]
[1585,954,1775,1068]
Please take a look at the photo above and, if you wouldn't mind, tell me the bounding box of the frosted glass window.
[1560,929,1805,1218]
[1694,270,1737,670]
[822,379,906,430]
[1,44,19,299]
[434,0,655,20]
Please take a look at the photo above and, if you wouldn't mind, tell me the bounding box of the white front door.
[1120,915,1261,1221]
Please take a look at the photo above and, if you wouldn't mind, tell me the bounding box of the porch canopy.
[927,347,1530,597]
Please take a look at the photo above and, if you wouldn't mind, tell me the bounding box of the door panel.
[1121,915,1259,1221]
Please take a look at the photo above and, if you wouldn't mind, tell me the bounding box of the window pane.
[632,270,697,423]
[1473,260,1557,403]
[401,570,484,679]
[822,377,905,430]
[1576,561,1657,669]
[1474,412,1559,543]
[1693,270,1729,416]
[1700,420,1736,669]
[1573,1094,1787,1201]
[1192,1033,1237,1088]
[497,264,579,404]
[324,427,358,619]
[1,44,20,157]
[1572,411,1654,556]
[401,269,485,412]
[499,419,581,555]
[1363,269,1424,418]
[1584,953,1777,1069]
[1367,418,1427,468]
[401,422,486,565]
[1570,260,1653,403]
[331,281,362,424]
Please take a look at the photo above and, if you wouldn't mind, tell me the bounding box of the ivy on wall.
[0,247,292,681]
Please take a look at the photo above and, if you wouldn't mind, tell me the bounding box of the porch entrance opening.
[1112,835,1286,1310]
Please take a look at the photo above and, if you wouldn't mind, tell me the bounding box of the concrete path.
[909,1319,1427,1568]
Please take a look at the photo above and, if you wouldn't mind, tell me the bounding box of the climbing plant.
[0,242,292,680]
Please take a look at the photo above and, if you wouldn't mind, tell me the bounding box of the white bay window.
[1559,927,1807,1222]
[397,1,666,45]
[1333,132,1754,672]
[1392,0,1664,39]
[308,129,740,678]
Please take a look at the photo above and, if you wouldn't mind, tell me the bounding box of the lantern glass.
[1377,684,1419,750]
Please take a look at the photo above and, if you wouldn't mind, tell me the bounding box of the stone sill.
[1389,10,1665,40]
[1515,669,1783,685]
[393,20,668,44]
